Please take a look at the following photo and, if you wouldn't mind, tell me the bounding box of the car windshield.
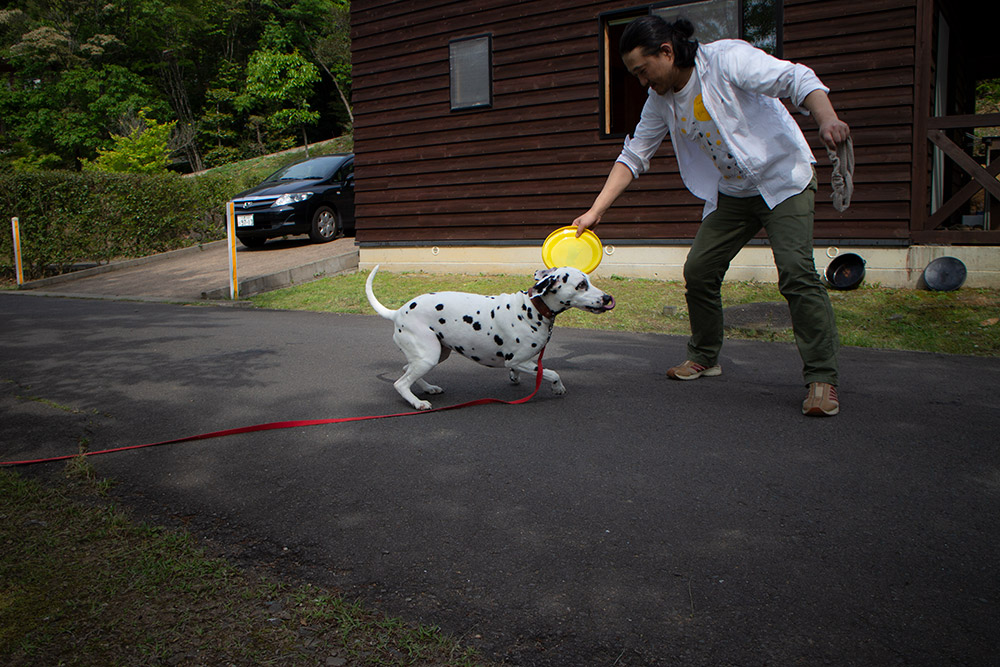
[264,156,345,183]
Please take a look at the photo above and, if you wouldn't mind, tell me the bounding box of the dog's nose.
[602,294,616,310]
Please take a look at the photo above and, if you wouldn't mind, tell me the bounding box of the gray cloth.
[826,137,855,212]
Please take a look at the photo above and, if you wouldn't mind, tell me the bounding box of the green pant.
[682,178,839,386]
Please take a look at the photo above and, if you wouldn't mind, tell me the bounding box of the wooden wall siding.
[352,0,919,245]
[784,0,918,241]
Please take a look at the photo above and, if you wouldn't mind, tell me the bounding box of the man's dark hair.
[620,15,698,68]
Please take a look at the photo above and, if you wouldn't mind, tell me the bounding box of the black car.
[230,153,355,248]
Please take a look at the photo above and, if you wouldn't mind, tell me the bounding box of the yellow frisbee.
[541,226,603,273]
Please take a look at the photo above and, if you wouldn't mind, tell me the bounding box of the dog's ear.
[530,269,558,296]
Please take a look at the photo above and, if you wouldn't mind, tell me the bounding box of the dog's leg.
[510,361,565,395]
[414,346,449,395]
[393,330,445,410]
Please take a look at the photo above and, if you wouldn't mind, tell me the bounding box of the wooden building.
[350,0,1000,286]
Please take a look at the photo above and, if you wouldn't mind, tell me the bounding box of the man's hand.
[572,210,601,237]
[804,89,851,151]
[572,162,635,237]
[818,119,851,151]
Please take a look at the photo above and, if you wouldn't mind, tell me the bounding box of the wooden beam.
[925,156,1000,229]
[927,130,1000,201]
[926,113,1000,130]
[910,0,934,233]
[912,230,1000,244]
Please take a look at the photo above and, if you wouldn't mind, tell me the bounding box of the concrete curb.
[18,240,229,291]
[200,248,359,300]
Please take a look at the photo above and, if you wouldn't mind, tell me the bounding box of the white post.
[225,201,238,300]
[11,217,24,286]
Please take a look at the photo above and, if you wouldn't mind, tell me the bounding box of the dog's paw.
[551,381,567,395]
[509,370,521,385]
[423,384,444,395]
[411,399,433,410]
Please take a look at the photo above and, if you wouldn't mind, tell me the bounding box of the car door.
[311,157,355,234]
[337,159,355,230]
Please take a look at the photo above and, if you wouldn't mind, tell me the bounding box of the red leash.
[1,351,547,467]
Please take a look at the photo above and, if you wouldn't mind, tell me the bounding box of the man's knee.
[683,254,722,290]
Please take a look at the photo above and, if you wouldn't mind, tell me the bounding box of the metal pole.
[11,217,24,285]
[226,202,238,299]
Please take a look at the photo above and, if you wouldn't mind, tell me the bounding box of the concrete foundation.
[360,244,1000,289]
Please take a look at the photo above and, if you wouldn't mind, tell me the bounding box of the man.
[573,15,849,417]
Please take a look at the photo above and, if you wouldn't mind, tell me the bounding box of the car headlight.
[274,192,313,206]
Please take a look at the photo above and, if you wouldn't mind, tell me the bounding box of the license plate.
[236,214,254,228]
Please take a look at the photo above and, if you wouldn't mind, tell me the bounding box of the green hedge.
[0,171,241,281]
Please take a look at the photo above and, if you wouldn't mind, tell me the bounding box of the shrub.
[0,171,237,280]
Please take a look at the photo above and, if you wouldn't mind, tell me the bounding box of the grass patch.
[0,464,488,667]
[251,270,1000,357]
[195,135,355,190]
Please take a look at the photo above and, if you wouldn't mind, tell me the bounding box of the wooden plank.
[926,113,1000,130]
[785,28,913,59]
[353,93,596,128]
[910,0,933,232]
[355,177,914,205]
[353,0,599,51]
[912,230,1000,244]
[358,160,913,189]
[822,67,914,90]
[355,198,911,226]
[827,87,912,111]
[785,0,914,22]
[353,124,917,163]
[793,49,914,76]
[354,37,595,91]
[784,8,916,41]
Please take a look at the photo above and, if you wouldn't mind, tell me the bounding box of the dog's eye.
[576,280,588,290]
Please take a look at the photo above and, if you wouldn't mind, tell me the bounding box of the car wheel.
[238,236,267,249]
[309,205,341,243]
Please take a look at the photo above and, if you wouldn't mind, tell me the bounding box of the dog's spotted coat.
[366,266,615,410]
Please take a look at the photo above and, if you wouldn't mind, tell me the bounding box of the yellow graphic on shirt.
[678,92,751,188]
[693,94,711,122]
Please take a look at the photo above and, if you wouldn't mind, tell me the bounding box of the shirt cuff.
[617,135,648,177]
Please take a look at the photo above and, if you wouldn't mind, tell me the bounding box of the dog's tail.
[365,265,397,320]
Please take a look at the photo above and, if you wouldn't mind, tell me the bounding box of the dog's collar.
[530,295,556,320]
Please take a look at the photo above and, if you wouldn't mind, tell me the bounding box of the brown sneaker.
[667,360,722,381]
[802,382,839,416]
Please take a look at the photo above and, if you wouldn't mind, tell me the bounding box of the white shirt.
[616,39,828,218]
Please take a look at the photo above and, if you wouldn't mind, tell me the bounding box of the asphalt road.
[2,292,999,666]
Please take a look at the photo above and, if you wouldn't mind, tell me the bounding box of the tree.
[81,108,176,174]
[281,0,354,127]
[975,78,1000,156]
[198,60,244,168]
[0,1,352,171]
[238,46,321,154]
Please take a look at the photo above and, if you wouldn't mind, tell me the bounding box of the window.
[652,0,739,44]
[601,1,780,137]
[336,160,354,183]
[449,35,492,111]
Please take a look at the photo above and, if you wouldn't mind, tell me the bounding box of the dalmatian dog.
[365,265,615,410]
